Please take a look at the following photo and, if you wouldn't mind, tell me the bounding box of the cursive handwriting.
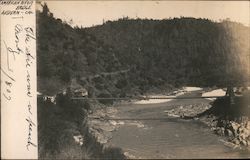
[2,1,37,155]
[27,101,32,115]
[26,70,32,97]
[15,24,23,54]
[1,24,24,101]
[3,25,24,61]
[0,68,15,100]
[26,116,37,151]
[25,47,34,68]
[25,26,35,98]
[25,27,36,44]
[25,25,36,151]
[3,41,16,72]
[1,40,17,101]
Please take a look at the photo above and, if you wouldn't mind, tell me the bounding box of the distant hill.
[85,17,249,87]
[37,4,249,97]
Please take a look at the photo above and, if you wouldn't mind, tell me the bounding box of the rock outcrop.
[215,117,250,148]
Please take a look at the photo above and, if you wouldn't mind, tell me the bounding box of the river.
[106,90,250,158]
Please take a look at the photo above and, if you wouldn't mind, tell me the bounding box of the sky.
[42,1,250,27]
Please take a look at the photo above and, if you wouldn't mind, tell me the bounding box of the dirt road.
[106,90,250,159]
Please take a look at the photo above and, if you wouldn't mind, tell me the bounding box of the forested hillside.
[37,4,123,95]
[37,4,249,96]
[86,17,249,87]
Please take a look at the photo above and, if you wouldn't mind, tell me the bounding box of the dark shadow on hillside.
[198,92,250,121]
[38,94,126,159]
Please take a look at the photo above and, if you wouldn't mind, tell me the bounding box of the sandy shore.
[134,87,203,104]
[202,89,226,100]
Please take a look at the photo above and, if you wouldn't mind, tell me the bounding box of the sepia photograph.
[35,0,250,159]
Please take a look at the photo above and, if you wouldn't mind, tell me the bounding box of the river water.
[107,91,250,159]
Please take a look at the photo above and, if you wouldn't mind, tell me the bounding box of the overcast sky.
[43,1,250,27]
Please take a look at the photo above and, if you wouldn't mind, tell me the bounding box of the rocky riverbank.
[87,105,146,145]
[214,118,250,148]
[164,95,250,150]
[87,106,120,144]
[164,103,212,118]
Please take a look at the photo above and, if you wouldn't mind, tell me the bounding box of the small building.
[74,88,88,97]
